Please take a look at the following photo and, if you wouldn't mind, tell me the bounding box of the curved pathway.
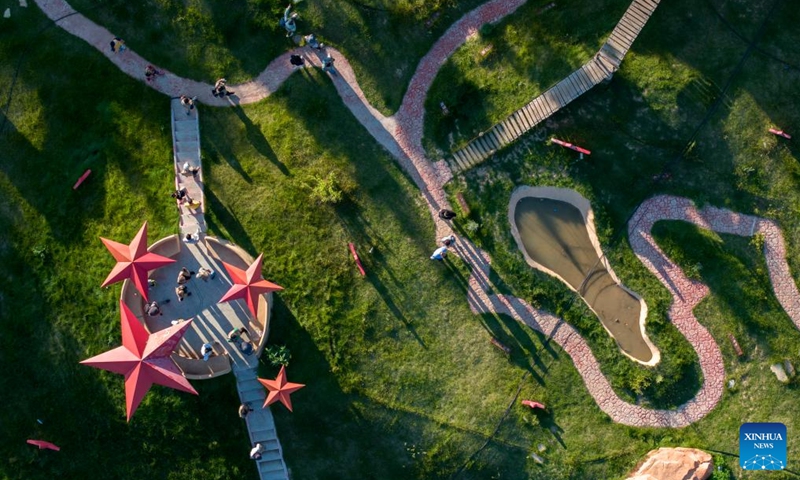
[33,0,800,427]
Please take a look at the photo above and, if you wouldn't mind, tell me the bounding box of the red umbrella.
[27,439,60,451]
[81,300,198,421]
[100,221,175,301]
[258,365,305,412]
[218,253,283,318]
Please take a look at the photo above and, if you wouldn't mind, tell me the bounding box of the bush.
[266,344,291,367]
[305,172,344,204]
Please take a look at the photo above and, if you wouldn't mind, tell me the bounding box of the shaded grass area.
[423,0,630,157]
[445,0,800,476]
[67,0,489,114]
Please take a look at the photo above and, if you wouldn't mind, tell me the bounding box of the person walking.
[145,65,164,82]
[180,95,196,115]
[110,37,126,53]
[211,78,234,97]
[430,246,448,261]
[280,4,298,37]
[322,54,335,73]
[250,442,265,460]
[238,403,253,419]
[440,234,456,247]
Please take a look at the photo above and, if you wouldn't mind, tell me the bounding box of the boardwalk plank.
[483,131,501,150]
[467,143,487,165]
[518,106,536,128]
[451,151,468,171]
[532,97,548,118]
[525,103,543,124]
[575,69,594,90]
[516,109,534,131]
[506,115,523,138]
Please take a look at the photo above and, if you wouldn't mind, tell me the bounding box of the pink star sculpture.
[100,222,175,301]
[218,253,283,318]
[81,300,198,421]
[258,365,305,412]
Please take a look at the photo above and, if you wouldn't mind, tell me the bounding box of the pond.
[509,186,659,365]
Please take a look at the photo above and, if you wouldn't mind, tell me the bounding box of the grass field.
[2,0,800,478]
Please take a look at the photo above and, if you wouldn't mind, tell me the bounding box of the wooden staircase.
[448,0,661,173]
[236,368,291,480]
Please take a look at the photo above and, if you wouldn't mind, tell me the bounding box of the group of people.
[430,209,458,261]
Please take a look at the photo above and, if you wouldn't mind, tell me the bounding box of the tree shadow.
[230,105,290,177]
[264,296,414,478]
[203,186,257,255]
[477,312,546,386]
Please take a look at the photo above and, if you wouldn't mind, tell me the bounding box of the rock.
[771,363,790,383]
[784,359,796,377]
[20,0,28,7]
[3,8,10,18]
[529,453,544,464]
[538,444,546,452]
[728,379,735,389]
[626,447,713,480]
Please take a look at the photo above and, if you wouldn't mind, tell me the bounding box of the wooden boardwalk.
[448,0,661,173]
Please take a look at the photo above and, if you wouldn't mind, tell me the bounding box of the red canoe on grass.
[521,400,546,410]
[27,439,60,451]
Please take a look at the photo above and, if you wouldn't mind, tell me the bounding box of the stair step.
[173,120,196,132]
[250,427,277,440]
[258,459,287,472]
[175,141,199,152]
[263,472,288,480]
[247,413,275,431]
[175,132,198,142]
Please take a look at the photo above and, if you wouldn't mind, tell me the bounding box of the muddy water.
[514,197,652,363]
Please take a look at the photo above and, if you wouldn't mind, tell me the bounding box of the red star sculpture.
[258,365,305,412]
[100,222,175,301]
[218,253,283,318]
[81,300,198,421]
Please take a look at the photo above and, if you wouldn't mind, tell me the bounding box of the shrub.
[266,344,291,367]
[305,172,344,204]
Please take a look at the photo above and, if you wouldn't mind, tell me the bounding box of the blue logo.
[740,423,787,470]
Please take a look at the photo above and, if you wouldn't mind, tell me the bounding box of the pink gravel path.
[457,195,799,427]
[32,0,800,427]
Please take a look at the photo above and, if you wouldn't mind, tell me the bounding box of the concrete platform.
[144,237,260,372]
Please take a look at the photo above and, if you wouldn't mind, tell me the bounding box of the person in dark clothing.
[289,54,304,67]
[438,209,457,220]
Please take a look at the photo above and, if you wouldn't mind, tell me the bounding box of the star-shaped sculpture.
[258,365,305,412]
[218,253,283,318]
[100,222,175,301]
[81,300,198,421]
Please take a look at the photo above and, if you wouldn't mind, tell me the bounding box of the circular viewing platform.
[119,234,275,379]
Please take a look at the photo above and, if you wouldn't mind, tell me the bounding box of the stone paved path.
[33,0,800,427]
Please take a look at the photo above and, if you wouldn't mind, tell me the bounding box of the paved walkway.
[33,0,800,429]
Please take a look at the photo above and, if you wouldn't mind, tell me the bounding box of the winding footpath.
[33,0,800,428]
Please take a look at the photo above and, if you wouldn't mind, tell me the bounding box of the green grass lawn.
[3,0,800,479]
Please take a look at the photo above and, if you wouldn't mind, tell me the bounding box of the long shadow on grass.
[264,297,412,479]
[0,110,110,246]
[230,105,290,177]
[204,186,258,255]
[477,312,546,386]
[281,71,434,256]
